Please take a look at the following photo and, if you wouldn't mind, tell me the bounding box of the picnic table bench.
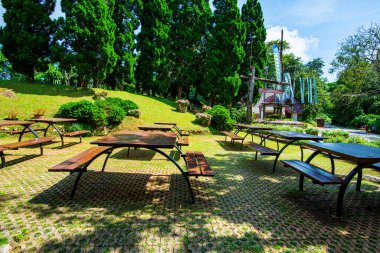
[221,131,245,146]
[50,131,214,202]
[283,142,380,217]
[0,120,54,168]
[154,122,190,136]
[28,118,89,147]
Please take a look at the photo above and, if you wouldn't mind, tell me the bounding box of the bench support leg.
[39,144,43,155]
[299,175,304,190]
[0,151,5,168]
[151,146,195,204]
[255,151,258,160]
[101,149,113,172]
[328,154,335,174]
[336,164,364,217]
[356,170,362,191]
[71,171,85,199]
[272,139,297,172]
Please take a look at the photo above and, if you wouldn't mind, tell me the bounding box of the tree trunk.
[78,75,87,88]
[246,67,255,124]
[27,69,34,83]
[177,84,182,99]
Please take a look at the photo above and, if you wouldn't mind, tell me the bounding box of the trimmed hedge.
[207,105,235,131]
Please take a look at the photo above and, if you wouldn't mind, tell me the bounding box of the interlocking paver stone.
[0,135,380,252]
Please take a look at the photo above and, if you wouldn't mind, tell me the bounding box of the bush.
[58,100,107,128]
[322,129,349,139]
[103,97,138,115]
[195,113,212,126]
[230,107,246,123]
[95,99,125,125]
[207,105,235,131]
[351,114,380,128]
[267,114,282,120]
[305,127,319,135]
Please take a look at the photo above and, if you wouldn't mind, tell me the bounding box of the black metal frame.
[304,150,367,217]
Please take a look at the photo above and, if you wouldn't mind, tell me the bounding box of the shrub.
[305,127,319,135]
[207,105,235,131]
[95,99,125,125]
[104,97,139,114]
[127,109,141,117]
[322,129,349,139]
[351,114,379,128]
[267,114,282,120]
[230,107,246,123]
[195,113,212,126]
[346,136,371,146]
[58,100,107,128]
[64,123,92,135]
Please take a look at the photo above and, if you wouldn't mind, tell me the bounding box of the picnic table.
[138,125,173,132]
[0,120,54,168]
[154,122,190,136]
[28,118,89,146]
[283,142,380,216]
[221,124,272,148]
[260,131,324,172]
[90,131,195,201]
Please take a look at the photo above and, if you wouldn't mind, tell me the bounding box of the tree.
[106,0,141,89]
[305,58,324,76]
[0,0,56,82]
[135,0,171,96]
[55,0,117,87]
[202,0,246,105]
[167,0,212,99]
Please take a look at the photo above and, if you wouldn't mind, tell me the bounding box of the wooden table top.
[267,130,325,141]
[138,125,173,131]
[91,131,178,148]
[28,118,77,123]
[0,120,34,127]
[233,124,273,130]
[303,142,380,164]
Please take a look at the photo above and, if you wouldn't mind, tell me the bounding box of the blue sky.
[1,0,379,81]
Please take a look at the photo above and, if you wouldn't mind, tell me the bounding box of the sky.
[1,0,380,82]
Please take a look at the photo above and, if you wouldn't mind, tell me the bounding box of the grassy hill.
[0,80,208,132]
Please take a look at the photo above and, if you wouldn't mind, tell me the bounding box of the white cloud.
[266,26,319,63]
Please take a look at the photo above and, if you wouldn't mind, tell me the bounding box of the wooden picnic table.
[264,131,325,172]
[297,142,380,216]
[90,131,195,202]
[138,125,174,132]
[221,124,273,148]
[28,118,89,146]
[0,120,54,168]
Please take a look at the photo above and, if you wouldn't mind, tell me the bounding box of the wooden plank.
[220,131,244,140]
[186,151,201,176]
[0,137,54,149]
[62,130,90,137]
[246,143,278,155]
[282,160,344,184]
[177,137,189,146]
[194,152,214,176]
[49,146,111,172]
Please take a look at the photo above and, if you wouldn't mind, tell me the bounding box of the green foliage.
[55,0,117,87]
[58,100,107,128]
[64,123,92,134]
[202,0,245,105]
[195,113,212,126]
[351,114,380,128]
[0,0,55,82]
[266,114,282,120]
[207,105,235,131]
[167,0,212,99]
[322,130,350,139]
[103,97,139,114]
[230,107,246,123]
[94,99,125,125]
[135,0,171,96]
[106,0,141,89]
[304,127,319,135]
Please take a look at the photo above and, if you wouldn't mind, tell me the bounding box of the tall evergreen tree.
[106,0,141,89]
[0,0,56,82]
[135,0,171,96]
[202,0,246,105]
[167,0,212,99]
[239,0,267,101]
[56,0,117,87]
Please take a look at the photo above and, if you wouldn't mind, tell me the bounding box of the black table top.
[267,130,325,141]
[138,125,173,131]
[303,142,380,164]
[233,124,273,130]
[0,120,34,127]
[91,131,177,149]
[29,118,77,123]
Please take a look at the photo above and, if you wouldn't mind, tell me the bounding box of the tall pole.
[246,67,255,124]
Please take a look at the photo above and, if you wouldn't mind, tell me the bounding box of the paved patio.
[0,135,379,252]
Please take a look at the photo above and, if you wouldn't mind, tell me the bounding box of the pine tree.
[0,0,56,82]
[203,0,246,105]
[135,0,171,96]
[57,0,117,87]
[167,0,212,99]
[239,0,267,101]
[106,0,141,89]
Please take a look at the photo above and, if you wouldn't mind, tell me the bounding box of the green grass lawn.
[0,80,208,132]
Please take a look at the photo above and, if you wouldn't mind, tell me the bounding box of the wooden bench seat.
[245,142,279,156]
[282,160,345,187]
[177,136,189,149]
[62,130,90,137]
[186,151,214,177]
[49,146,113,198]
[0,137,54,168]
[0,137,54,150]
[221,131,245,148]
